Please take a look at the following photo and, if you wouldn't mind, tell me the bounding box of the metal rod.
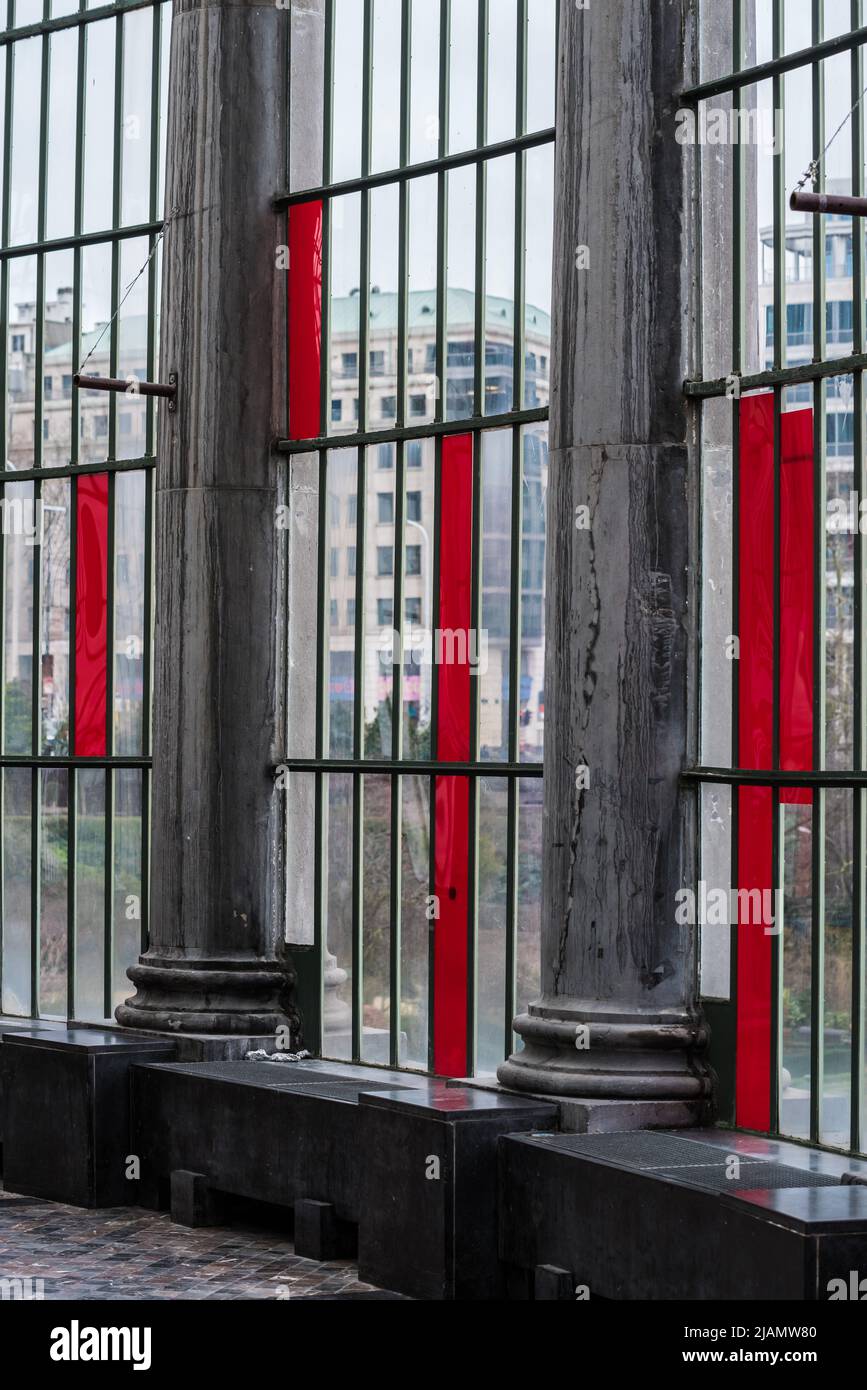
[684,350,867,398]
[679,22,867,104]
[278,404,548,454]
[683,766,867,787]
[73,372,177,401]
[275,127,555,208]
[790,189,867,216]
[277,758,542,778]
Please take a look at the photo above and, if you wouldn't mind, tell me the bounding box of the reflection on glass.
[9,37,40,247]
[40,766,68,1016]
[4,480,35,755]
[2,768,31,1015]
[485,156,515,415]
[117,236,150,457]
[487,0,517,145]
[449,0,478,154]
[515,777,541,1016]
[114,469,146,754]
[113,767,142,1012]
[122,8,153,228]
[820,788,852,1147]
[371,0,401,173]
[40,477,71,755]
[480,429,511,761]
[748,79,775,376]
[402,437,434,756]
[362,774,391,1062]
[323,772,353,1059]
[331,0,364,182]
[368,183,400,429]
[75,767,106,1021]
[329,193,361,437]
[83,20,115,234]
[410,0,441,164]
[525,143,553,409]
[46,29,78,242]
[400,774,429,1068]
[80,242,113,465]
[364,443,394,755]
[6,255,37,469]
[476,776,508,1075]
[520,424,547,761]
[446,164,476,421]
[780,800,812,1140]
[825,377,854,772]
[326,448,358,758]
[43,249,76,469]
[527,0,556,132]
[407,176,438,426]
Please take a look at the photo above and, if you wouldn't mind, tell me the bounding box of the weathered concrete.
[498,0,710,1107]
[117,0,296,1035]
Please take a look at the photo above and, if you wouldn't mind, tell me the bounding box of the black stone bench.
[131,1058,557,1296]
[1,1027,175,1207]
[499,1128,867,1300]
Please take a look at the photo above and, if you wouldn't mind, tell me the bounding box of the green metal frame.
[0,0,166,1022]
[284,0,554,1076]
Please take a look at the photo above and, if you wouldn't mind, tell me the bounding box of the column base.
[115,954,297,1037]
[497,999,711,1105]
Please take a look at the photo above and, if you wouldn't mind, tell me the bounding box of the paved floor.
[0,1185,397,1300]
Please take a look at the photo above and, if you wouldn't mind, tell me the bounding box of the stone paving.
[0,1185,396,1300]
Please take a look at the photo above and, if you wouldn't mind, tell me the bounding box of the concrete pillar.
[498,0,711,1120]
[117,0,295,1034]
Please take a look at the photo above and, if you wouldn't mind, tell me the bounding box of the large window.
[691,0,867,1155]
[281,0,555,1076]
[0,0,168,1021]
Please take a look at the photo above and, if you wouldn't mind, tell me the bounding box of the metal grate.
[526,1131,840,1191]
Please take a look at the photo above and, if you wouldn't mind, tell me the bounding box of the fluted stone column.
[117,0,295,1035]
[498,0,711,1120]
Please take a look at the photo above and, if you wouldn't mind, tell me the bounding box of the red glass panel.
[736,395,814,1130]
[74,472,109,757]
[287,199,323,441]
[779,406,813,804]
[433,433,474,1076]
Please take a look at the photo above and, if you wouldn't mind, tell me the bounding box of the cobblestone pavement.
[0,1186,397,1300]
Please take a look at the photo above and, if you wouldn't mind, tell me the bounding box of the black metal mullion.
[473,0,487,421]
[279,403,548,455]
[278,127,555,208]
[1,0,158,47]
[679,22,867,103]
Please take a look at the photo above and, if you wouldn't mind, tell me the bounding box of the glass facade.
[694,0,867,1154]
[0,0,168,1020]
[281,0,555,1075]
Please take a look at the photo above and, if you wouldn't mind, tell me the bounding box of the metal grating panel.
[525,1131,840,1191]
[147,1061,413,1100]
[271,1081,410,1101]
[653,1163,839,1193]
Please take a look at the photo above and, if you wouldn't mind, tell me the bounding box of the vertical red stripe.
[737,393,775,1131]
[779,407,814,804]
[74,472,109,756]
[288,200,323,441]
[433,434,474,1076]
[736,396,813,1130]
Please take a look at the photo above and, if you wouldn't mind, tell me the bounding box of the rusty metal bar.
[73,371,177,406]
[790,188,867,216]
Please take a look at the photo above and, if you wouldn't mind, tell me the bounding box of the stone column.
[498,0,711,1120]
[117,0,295,1035]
